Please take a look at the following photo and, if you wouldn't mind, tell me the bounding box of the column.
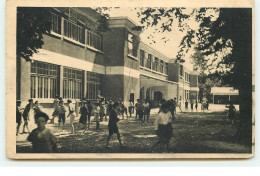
[59,65,63,98]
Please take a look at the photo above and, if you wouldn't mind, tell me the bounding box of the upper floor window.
[180,65,183,77]
[153,57,159,71]
[140,50,145,67]
[127,33,134,56]
[160,60,164,73]
[86,29,102,50]
[146,54,152,69]
[165,63,168,75]
[50,12,61,34]
[50,12,102,51]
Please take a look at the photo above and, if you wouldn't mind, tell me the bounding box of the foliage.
[17,7,51,61]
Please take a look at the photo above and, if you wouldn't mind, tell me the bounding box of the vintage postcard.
[6,0,255,159]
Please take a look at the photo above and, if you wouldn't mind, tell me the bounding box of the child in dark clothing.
[58,101,66,130]
[106,102,122,147]
[22,99,33,133]
[79,100,88,133]
[16,100,23,135]
[27,112,58,153]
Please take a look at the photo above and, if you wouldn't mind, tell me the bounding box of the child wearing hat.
[22,99,33,134]
[27,112,58,153]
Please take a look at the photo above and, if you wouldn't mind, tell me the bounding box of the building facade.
[17,7,199,108]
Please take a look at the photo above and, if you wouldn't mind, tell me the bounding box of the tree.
[17,7,52,61]
[135,7,252,145]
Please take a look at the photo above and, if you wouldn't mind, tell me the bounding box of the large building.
[16,7,199,108]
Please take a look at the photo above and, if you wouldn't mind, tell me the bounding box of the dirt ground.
[16,109,252,153]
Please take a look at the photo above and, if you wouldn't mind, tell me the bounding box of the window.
[128,33,134,56]
[50,12,102,50]
[165,63,168,75]
[31,61,58,99]
[86,72,102,100]
[180,65,183,77]
[50,12,62,34]
[147,54,152,69]
[185,72,190,82]
[86,29,102,50]
[160,60,164,73]
[64,19,85,44]
[153,57,159,71]
[69,8,78,23]
[63,67,83,99]
[140,50,145,67]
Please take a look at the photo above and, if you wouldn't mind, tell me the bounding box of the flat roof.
[211,87,239,95]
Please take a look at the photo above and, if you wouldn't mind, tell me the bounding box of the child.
[152,102,173,152]
[79,100,88,133]
[22,99,33,134]
[94,102,101,130]
[58,101,66,130]
[50,96,60,123]
[227,102,236,126]
[27,112,58,153]
[143,99,150,123]
[16,100,23,135]
[87,101,93,129]
[33,101,42,123]
[67,99,76,134]
[135,99,144,126]
[106,102,122,147]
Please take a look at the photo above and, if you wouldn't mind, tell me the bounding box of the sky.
[107,7,195,70]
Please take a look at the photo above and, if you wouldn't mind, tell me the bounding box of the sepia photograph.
[6,0,254,159]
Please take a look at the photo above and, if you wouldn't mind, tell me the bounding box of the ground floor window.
[63,67,83,99]
[30,61,58,99]
[185,90,190,100]
[86,72,102,100]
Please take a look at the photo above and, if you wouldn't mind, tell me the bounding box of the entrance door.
[154,91,162,107]
[130,93,134,103]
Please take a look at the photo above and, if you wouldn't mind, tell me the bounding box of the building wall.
[190,75,198,87]
[168,63,179,82]
[103,27,126,66]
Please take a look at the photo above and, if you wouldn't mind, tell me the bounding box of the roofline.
[110,16,140,27]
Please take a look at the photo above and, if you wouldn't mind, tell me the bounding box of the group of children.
[16,96,179,153]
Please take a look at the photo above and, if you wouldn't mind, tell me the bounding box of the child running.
[152,102,173,152]
[106,102,122,147]
[27,112,58,153]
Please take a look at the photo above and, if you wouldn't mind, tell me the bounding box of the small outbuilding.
[211,87,239,104]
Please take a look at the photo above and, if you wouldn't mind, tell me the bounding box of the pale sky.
[107,7,195,70]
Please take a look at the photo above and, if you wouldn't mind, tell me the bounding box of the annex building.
[17,7,199,108]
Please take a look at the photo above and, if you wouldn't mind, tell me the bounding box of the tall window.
[128,33,134,56]
[86,72,102,100]
[147,54,152,69]
[140,50,145,67]
[63,67,83,99]
[180,65,183,77]
[50,12,62,34]
[31,61,58,99]
[64,19,85,44]
[153,57,159,71]
[50,12,102,51]
[160,60,164,73]
[86,29,102,50]
[165,63,168,75]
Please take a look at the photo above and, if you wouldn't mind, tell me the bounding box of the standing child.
[195,100,198,111]
[33,101,42,123]
[143,99,150,123]
[27,112,58,153]
[79,100,88,133]
[16,100,23,135]
[22,99,33,134]
[67,99,76,134]
[135,99,144,126]
[227,102,236,126]
[152,102,173,152]
[58,101,66,130]
[94,102,101,130]
[87,101,93,129]
[106,102,122,147]
[50,96,59,123]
